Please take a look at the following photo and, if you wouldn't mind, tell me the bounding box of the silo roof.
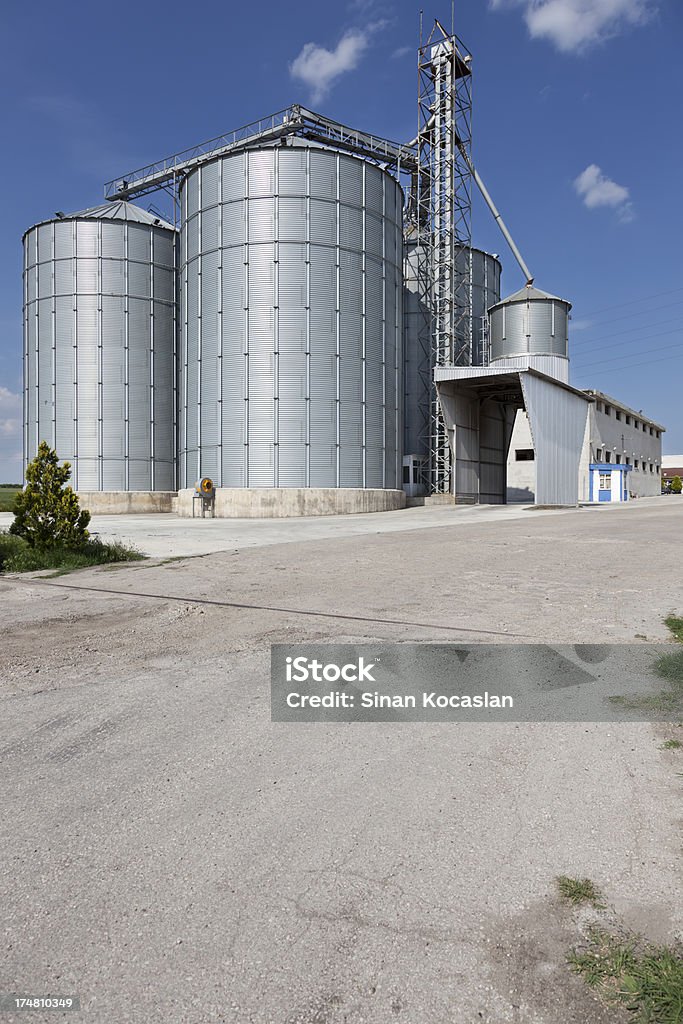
[492,283,572,309]
[26,201,175,234]
[72,201,174,228]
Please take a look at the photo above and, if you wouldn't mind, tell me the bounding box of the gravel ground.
[1,498,682,1023]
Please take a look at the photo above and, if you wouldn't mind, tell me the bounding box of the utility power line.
[571,286,683,321]
[571,326,683,362]
[573,349,683,380]
[571,317,683,352]
[574,338,683,373]
[570,298,683,334]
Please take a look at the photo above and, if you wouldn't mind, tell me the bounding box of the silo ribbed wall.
[178,145,403,489]
[23,212,176,490]
[456,247,501,366]
[402,238,431,461]
[403,246,501,462]
[490,298,569,360]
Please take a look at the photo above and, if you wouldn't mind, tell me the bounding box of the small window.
[634,419,640,430]
[655,464,659,473]
[604,405,611,416]
[616,454,622,464]
[649,426,654,436]
[656,430,660,439]
[595,448,602,461]
[605,451,611,463]
[626,457,631,466]
[515,449,535,461]
[643,423,647,432]
[596,401,603,412]
[599,472,611,489]
[402,465,410,484]
[616,410,622,421]
[625,415,631,426]
[634,460,639,470]
[650,464,654,473]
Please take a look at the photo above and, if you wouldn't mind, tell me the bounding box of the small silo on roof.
[487,283,571,383]
[23,201,176,491]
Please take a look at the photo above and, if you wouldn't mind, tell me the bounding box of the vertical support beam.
[417,22,473,494]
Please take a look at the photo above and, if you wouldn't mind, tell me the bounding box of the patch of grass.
[656,651,683,686]
[0,486,21,513]
[661,739,682,750]
[665,616,683,644]
[556,876,606,909]
[610,649,683,715]
[568,927,683,1023]
[0,531,26,570]
[0,531,144,574]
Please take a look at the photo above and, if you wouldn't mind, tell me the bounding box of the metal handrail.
[104,105,418,201]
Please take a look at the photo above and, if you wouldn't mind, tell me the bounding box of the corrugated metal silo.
[23,202,176,491]
[177,143,403,490]
[488,284,571,383]
[402,235,430,463]
[455,246,501,366]
[403,245,501,465]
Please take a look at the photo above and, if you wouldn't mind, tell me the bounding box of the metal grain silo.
[488,284,571,383]
[403,245,501,472]
[23,202,176,491]
[402,234,430,466]
[177,143,403,490]
[456,246,501,366]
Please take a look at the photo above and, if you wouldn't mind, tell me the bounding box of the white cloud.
[290,26,380,103]
[0,386,21,436]
[0,387,23,483]
[616,201,635,223]
[391,45,413,59]
[574,164,634,221]
[489,0,656,53]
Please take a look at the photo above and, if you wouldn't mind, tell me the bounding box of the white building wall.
[506,411,535,502]
[610,470,623,502]
[508,390,664,502]
[578,412,592,502]
[586,395,663,497]
[491,354,569,383]
[520,373,589,505]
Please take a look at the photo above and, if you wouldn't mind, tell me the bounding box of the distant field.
[0,486,21,513]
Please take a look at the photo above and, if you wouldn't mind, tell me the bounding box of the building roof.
[490,283,572,310]
[583,389,666,432]
[434,364,592,402]
[26,201,175,235]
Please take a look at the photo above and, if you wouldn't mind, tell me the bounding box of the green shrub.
[10,442,90,549]
[0,532,143,574]
[0,532,27,571]
[672,476,682,495]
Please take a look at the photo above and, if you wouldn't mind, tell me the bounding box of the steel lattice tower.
[417,20,473,494]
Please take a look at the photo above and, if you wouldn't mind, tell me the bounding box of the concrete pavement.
[1,496,662,560]
[1,497,681,1023]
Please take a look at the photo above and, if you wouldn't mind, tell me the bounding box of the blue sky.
[1,0,681,481]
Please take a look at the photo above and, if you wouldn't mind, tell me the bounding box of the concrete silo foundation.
[176,487,406,518]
